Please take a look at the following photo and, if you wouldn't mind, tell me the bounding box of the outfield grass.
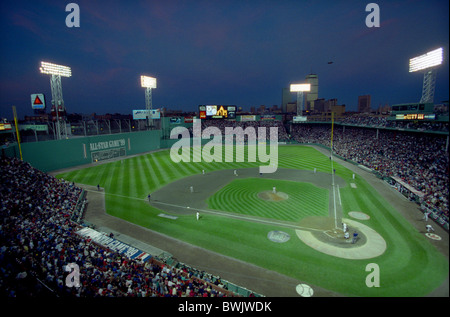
[57,145,448,296]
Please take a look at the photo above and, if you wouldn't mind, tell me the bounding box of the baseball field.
[56,144,449,297]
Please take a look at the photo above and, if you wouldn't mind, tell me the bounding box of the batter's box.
[324,229,345,239]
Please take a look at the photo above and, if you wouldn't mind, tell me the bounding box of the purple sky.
[0,0,448,119]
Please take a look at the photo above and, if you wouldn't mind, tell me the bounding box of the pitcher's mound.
[258,191,289,201]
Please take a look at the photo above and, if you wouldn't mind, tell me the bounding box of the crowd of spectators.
[384,120,449,132]
[188,119,290,142]
[338,115,449,132]
[338,115,389,127]
[291,124,449,224]
[0,157,234,297]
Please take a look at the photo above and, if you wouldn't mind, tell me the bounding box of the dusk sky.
[1,0,448,120]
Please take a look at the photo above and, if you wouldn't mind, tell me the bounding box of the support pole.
[420,68,437,104]
[145,87,153,129]
[296,91,304,116]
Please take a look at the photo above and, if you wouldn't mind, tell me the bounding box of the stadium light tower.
[409,47,444,104]
[290,83,311,116]
[141,75,157,129]
[40,61,72,140]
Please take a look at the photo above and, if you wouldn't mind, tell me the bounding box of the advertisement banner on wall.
[133,109,161,120]
[260,115,276,121]
[240,115,256,122]
[293,116,307,122]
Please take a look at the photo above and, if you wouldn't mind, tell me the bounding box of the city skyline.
[0,0,449,120]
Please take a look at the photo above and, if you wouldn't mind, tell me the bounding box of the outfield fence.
[2,130,161,172]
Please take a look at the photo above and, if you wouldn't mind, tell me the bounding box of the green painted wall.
[5,130,161,172]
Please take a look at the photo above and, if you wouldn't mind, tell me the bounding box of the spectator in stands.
[290,123,449,224]
[0,157,232,297]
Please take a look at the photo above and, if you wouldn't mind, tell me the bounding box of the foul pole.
[330,112,334,156]
[12,106,23,161]
[330,112,339,229]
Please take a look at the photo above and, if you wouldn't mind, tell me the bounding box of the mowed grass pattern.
[57,145,449,296]
[208,178,328,221]
[60,146,334,197]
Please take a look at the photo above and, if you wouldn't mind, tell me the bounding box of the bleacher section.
[0,157,261,297]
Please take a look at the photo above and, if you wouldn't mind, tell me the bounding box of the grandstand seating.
[0,157,238,297]
[290,123,449,226]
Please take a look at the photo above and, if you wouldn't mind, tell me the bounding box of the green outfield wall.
[3,130,161,172]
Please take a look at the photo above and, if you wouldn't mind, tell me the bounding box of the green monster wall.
[5,130,161,172]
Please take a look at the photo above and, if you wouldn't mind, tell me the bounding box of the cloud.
[10,12,49,41]
[82,66,131,87]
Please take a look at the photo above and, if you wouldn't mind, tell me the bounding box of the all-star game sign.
[31,93,46,109]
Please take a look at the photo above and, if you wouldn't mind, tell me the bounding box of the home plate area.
[295,217,387,260]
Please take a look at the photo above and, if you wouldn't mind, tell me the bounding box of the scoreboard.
[391,103,434,114]
[395,113,436,120]
[199,105,236,119]
[391,103,438,121]
[0,123,12,131]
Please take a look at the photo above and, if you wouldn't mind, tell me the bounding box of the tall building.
[305,74,319,111]
[314,98,325,112]
[281,88,292,113]
[325,98,338,112]
[358,95,371,113]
